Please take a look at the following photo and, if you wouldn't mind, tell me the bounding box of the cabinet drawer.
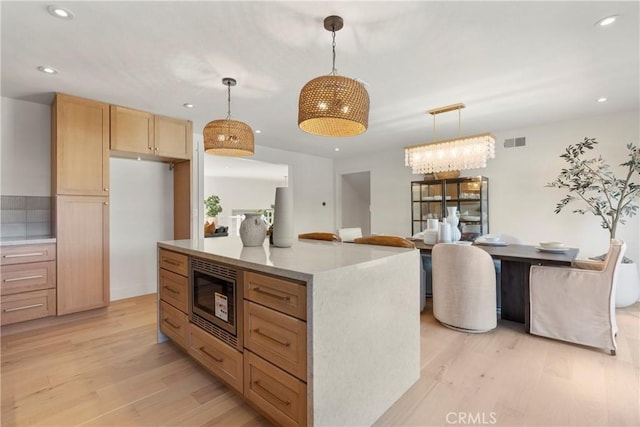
[1,289,56,325]
[244,272,306,320]
[1,261,56,295]
[159,300,189,349]
[189,323,243,394]
[244,301,306,381]
[244,351,306,427]
[159,268,188,313]
[159,249,188,276]
[1,244,56,266]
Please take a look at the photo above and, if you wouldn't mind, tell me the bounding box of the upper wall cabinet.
[110,105,192,161]
[52,94,110,196]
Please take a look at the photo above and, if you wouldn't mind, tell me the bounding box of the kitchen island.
[157,237,420,427]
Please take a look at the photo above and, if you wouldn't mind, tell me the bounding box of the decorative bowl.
[540,241,564,248]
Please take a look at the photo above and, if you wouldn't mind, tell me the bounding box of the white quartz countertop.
[159,236,416,281]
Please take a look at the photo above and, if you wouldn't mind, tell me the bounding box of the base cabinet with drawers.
[158,249,189,350]
[1,243,57,325]
[157,251,308,427]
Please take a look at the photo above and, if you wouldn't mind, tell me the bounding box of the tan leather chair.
[529,239,626,355]
[298,232,341,242]
[353,235,415,248]
[432,243,497,333]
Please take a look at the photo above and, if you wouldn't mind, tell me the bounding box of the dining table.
[412,240,579,331]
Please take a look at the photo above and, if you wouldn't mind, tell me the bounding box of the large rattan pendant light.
[298,15,369,137]
[203,77,254,156]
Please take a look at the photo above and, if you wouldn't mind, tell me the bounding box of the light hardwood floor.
[1,295,638,426]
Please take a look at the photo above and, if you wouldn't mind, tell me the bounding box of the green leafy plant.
[204,195,222,218]
[547,137,639,239]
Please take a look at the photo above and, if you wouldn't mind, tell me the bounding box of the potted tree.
[547,137,639,306]
[204,194,223,236]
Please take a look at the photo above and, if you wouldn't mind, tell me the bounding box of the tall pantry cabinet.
[52,94,110,315]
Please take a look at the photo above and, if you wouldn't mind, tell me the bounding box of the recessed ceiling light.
[334,148,340,152]
[595,15,618,27]
[183,103,194,108]
[47,5,74,19]
[597,97,607,103]
[37,66,58,74]
[255,130,262,134]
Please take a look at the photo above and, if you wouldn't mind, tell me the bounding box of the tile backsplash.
[1,196,53,239]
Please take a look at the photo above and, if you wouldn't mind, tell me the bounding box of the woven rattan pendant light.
[203,77,254,157]
[298,15,369,137]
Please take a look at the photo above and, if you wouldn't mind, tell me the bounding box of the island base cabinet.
[1,289,56,325]
[188,324,243,394]
[244,351,306,427]
[159,301,188,350]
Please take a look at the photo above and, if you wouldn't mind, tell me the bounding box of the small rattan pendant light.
[203,77,254,156]
[298,15,369,137]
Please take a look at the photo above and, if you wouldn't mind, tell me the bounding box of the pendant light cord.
[226,83,232,119]
[331,26,337,75]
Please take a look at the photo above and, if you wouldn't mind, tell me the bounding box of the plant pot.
[615,261,640,308]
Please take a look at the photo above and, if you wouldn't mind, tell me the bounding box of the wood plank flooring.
[1,295,638,426]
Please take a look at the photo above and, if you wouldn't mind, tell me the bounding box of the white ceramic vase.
[239,213,267,247]
[273,187,293,248]
[438,221,452,243]
[447,206,461,242]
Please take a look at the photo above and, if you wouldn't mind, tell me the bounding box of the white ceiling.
[2,1,638,161]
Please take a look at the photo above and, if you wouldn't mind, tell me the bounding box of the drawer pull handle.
[253,380,291,406]
[4,275,45,282]
[254,328,291,347]
[162,258,181,267]
[3,252,45,258]
[163,318,181,329]
[253,286,291,301]
[4,303,44,313]
[199,346,223,363]
[163,286,179,294]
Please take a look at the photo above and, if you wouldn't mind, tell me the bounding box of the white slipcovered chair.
[432,243,497,333]
[338,227,363,242]
[529,239,626,355]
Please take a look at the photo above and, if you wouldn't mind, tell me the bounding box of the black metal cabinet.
[411,176,489,239]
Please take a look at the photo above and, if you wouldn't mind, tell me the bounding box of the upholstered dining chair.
[432,243,497,333]
[529,239,626,355]
[338,227,363,242]
[298,232,342,242]
[353,235,415,248]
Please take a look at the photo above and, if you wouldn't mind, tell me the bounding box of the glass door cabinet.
[411,176,489,240]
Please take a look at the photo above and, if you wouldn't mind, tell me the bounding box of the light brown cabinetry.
[189,323,244,393]
[1,244,57,325]
[243,271,307,427]
[56,196,109,315]
[110,105,192,160]
[158,249,189,351]
[52,94,109,196]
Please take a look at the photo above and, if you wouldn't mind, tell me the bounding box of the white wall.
[1,97,50,196]
[253,145,335,235]
[341,171,371,235]
[335,110,640,264]
[109,158,174,300]
[204,176,284,227]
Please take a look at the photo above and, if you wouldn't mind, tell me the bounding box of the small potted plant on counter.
[204,194,223,236]
[547,137,639,306]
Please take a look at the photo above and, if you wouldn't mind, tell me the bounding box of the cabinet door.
[110,105,154,155]
[56,195,109,314]
[53,94,109,195]
[154,115,191,159]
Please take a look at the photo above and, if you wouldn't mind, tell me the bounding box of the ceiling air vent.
[504,137,526,148]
